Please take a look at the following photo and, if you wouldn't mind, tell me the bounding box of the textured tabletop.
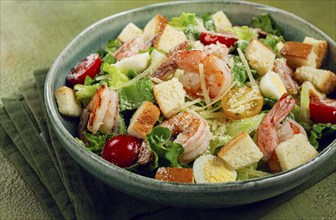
[1,0,335,219]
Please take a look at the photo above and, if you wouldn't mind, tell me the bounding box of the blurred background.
[1,0,335,218]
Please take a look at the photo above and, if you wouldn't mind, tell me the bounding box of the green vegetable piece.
[105,38,122,54]
[226,113,265,138]
[232,56,248,86]
[309,123,336,149]
[260,34,284,56]
[81,130,115,155]
[235,40,249,52]
[126,69,138,79]
[251,13,284,35]
[74,83,100,106]
[101,62,129,87]
[200,12,216,31]
[229,26,257,41]
[146,127,184,170]
[119,77,155,111]
[169,12,202,40]
[103,53,116,64]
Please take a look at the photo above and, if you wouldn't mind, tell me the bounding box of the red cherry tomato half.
[102,135,141,168]
[66,53,101,86]
[309,98,336,124]
[200,32,238,48]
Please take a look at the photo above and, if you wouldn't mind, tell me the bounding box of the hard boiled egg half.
[193,154,237,183]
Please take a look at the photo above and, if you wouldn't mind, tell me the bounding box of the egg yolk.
[203,157,236,183]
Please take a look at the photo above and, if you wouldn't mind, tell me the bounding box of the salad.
[54,11,336,183]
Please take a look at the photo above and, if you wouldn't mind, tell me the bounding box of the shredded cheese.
[199,63,211,107]
[237,48,257,87]
[200,111,228,119]
[229,96,263,109]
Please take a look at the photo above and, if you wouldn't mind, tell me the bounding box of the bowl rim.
[45,0,336,194]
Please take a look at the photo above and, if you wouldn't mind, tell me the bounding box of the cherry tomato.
[309,98,336,124]
[102,135,141,168]
[221,85,263,120]
[67,53,101,86]
[200,32,238,48]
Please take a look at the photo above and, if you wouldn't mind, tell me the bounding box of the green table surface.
[1,0,335,219]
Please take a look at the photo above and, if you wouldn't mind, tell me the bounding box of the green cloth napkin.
[0,69,335,219]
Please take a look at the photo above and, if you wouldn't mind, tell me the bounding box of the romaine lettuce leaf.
[260,34,284,56]
[119,77,155,111]
[101,62,129,87]
[229,26,256,41]
[80,130,115,155]
[309,123,336,149]
[105,38,122,54]
[169,12,204,40]
[232,56,248,86]
[251,13,284,35]
[146,126,184,170]
[200,12,216,32]
[74,83,100,106]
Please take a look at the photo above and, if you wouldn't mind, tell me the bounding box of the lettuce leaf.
[119,77,155,111]
[229,26,257,41]
[105,38,122,54]
[80,130,115,155]
[74,83,100,106]
[232,56,248,86]
[200,12,216,32]
[260,34,284,56]
[101,62,129,87]
[309,123,336,149]
[146,127,184,170]
[251,13,284,35]
[169,12,203,40]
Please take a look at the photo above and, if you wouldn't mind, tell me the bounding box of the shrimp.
[155,49,232,99]
[273,58,300,95]
[87,85,119,134]
[160,110,212,164]
[257,93,297,161]
[114,35,149,61]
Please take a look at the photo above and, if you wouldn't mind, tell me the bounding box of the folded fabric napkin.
[0,69,335,219]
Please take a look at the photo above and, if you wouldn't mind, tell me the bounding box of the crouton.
[275,133,318,171]
[143,14,169,41]
[127,101,160,139]
[260,71,287,100]
[212,11,232,33]
[303,37,328,69]
[280,42,317,69]
[217,131,263,170]
[153,78,186,118]
[245,39,276,76]
[155,167,194,183]
[54,86,82,117]
[117,23,143,43]
[154,25,187,53]
[295,66,336,94]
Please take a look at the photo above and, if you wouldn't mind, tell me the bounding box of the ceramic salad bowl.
[45,1,336,208]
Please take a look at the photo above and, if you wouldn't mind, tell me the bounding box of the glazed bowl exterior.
[45,1,336,208]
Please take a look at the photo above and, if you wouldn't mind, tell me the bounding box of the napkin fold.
[0,69,335,220]
[0,69,165,220]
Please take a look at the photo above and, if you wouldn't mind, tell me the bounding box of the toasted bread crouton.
[275,134,318,171]
[303,37,328,68]
[212,11,232,33]
[155,167,194,183]
[54,86,82,117]
[127,101,160,139]
[280,42,317,69]
[295,66,336,94]
[143,14,169,41]
[117,23,143,43]
[154,25,187,53]
[217,132,263,170]
[245,39,276,76]
[153,78,186,118]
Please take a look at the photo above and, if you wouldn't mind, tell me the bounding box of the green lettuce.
[80,130,115,155]
[309,123,336,149]
[169,12,203,40]
[119,77,155,111]
[251,13,284,35]
[225,113,265,137]
[235,40,249,52]
[232,56,248,86]
[200,12,216,31]
[101,62,129,88]
[74,83,100,106]
[229,26,257,41]
[260,34,284,56]
[146,127,184,170]
[105,38,122,54]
